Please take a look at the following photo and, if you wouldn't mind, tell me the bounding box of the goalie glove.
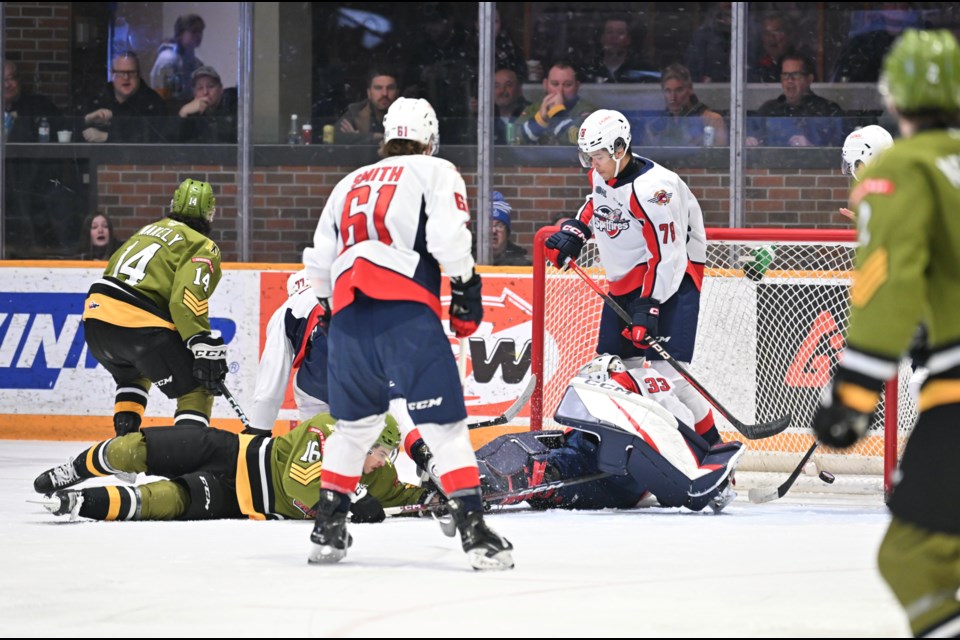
[449,272,483,338]
[812,365,880,449]
[186,332,228,395]
[621,297,659,349]
[544,219,591,269]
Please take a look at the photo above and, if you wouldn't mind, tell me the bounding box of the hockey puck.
[819,471,836,484]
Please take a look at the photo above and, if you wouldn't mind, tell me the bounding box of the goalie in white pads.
[477,355,743,513]
[544,109,721,445]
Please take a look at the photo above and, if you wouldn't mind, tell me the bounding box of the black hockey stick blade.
[728,412,793,441]
[748,440,819,503]
[467,374,537,430]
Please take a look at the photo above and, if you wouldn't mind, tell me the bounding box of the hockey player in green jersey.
[812,30,960,637]
[34,413,431,523]
[82,178,227,436]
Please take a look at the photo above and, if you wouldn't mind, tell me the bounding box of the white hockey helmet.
[383,97,440,155]
[841,125,894,180]
[577,354,627,383]
[577,109,632,169]
[286,269,310,297]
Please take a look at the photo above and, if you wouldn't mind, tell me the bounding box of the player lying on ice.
[33,413,435,523]
[475,355,744,513]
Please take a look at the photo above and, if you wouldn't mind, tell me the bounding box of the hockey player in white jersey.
[545,109,720,445]
[302,97,513,570]
[243,269,329,436]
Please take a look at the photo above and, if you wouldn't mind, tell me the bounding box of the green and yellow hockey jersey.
[235,413,426,520]
[846,128,960,411]
[82,217,222,341]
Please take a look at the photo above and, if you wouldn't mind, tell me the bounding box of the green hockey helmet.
[374,415,401,451]
[171,178,216,221]
[880,29,960,113]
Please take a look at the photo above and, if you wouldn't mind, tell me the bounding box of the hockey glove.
[544,219,591,269]
[449,272,483,338]
[349,494,385,524]
[408,437,433,474]
[186,332,228,395]
[811,367,878,449]
[621,298,660,349]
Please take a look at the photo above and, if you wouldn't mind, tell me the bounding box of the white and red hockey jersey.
[303,154,475,317]
[575,155,706,300]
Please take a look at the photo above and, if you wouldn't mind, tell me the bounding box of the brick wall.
[5,2,72,109]
[96,163,853,263]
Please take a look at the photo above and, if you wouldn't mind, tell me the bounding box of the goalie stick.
[564,258,791,441]
[382,470,611,517]
[467,374,537,430]
[747,440,819,503]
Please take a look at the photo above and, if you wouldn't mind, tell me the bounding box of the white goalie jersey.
[574,155,706,300]
[302,154,475,317]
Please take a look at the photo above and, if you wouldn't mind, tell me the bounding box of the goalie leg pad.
[175,471,242,520]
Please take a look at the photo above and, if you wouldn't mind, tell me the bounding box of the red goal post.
[531,226,913,494]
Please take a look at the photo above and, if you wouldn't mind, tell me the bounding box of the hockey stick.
[748,440,819,503]
[467,373,538,430]
[564,258,791,441]
[383,471,611,516]
[217,381,256,432]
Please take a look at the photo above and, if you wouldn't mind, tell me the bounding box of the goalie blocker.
[477,376,743,512]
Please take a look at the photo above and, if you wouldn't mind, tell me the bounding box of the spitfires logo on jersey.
[592,205,631,238]
[648,190,673,206]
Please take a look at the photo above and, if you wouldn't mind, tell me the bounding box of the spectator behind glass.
[644,63,727,146]
[746,53,845,147]
[490,192,530,266]
[748,13,800,83]
[829,6,924,82]
[516,60,598,145]
[686,2,732,83]
[3,60,62,142]
[334,68,399,145]
[80,51,168,143]
[150,13,206,107]
[586,16,659,84]
[178,65,237,143]
[492,67,529,144]
[76,212,121,260]
[466,8,526,80]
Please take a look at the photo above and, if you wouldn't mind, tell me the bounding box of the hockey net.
[531,227,916,493]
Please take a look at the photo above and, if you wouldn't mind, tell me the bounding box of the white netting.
[535,232,917,478]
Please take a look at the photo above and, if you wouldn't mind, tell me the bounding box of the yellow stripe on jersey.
[850,248,888,308]
[183,289,209,317]
[837,381,881,414]
[234,434,266,521]
[289,461,323,486]
[114,401,146,415]
[919,380,960,413]
[82,293,176,330]
[105,486,122,521]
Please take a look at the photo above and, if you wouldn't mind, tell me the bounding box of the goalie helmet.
[383,97,440,155]
[286,269,310,297]
[577,109,632,169]
[841,125,894,180]
[171,178,216,222]
[577,354,626,383]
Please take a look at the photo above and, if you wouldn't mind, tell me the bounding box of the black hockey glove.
[450,272,483,338]
[811,367,878,449]
[317,297,331,335]
[621,297,660,349]
[349,494,385,524]
[544,219,591,269]
[408,437,433,473]
[186,332,228,395]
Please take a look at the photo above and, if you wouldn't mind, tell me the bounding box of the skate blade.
[307,544,347,565]
[468,548,515,571]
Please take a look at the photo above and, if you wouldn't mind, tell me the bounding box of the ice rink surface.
[1,440,907,638]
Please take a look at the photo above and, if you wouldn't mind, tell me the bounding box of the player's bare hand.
[839,207,855,220]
